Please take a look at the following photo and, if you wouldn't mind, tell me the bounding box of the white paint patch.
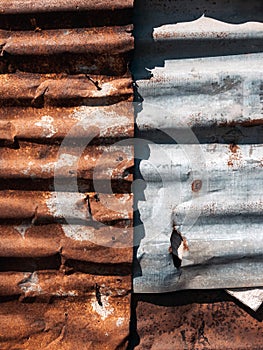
[14,221,31,239]
[91,295,114,321]
[116,317,125,327]
[21,161,36,176]
[19,272,42,295]
[92,82,117,97]
[35,115,57,138]
[41,162,54,174]
[116,289,127,296]
[46,192,88,221]
[56,288,78,297]
[57,153,79,168]
[227,289,263,311]
[62,224,95,242]
[41,154,78,174]
[71,106,130,136]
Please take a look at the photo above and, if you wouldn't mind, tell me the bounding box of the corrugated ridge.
[0,0,134,14]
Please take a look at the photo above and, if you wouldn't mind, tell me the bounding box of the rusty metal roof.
[0,1,134,349]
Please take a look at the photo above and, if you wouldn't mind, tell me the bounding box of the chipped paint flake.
[116,317,125,327]
[57,153,79,168]
[91,295,114,321]
[19,272,42,295]
[35,115,57,138]
[46,192,88,221]
[14,221,32,239]
[21,161,36,176]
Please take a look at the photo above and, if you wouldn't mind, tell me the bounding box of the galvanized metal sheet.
[134,43,263,295]
[153,16,263,40]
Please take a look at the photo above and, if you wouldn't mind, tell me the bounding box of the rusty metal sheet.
[0,272,131,349]
[0,102,134,143]
[0,191,132,222]
[134,144,263,292]
[0,73,133,106]
[135,297,263,350]
[0,1,134,348]
[0,26,133,56]
[0,143,133,184]
[0,222,133,263]
[0,0,134,14]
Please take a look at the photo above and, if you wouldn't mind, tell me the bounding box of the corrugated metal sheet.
[133,0,263,297]
[0,2,134,349]
[130,1,263,348]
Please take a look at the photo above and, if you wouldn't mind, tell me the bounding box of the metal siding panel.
[0,2,134,349]
[133,2,263,295]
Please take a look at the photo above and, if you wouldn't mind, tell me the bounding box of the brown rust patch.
[191,179,202,192]
[229,143,239,153]
[182,237,189,252]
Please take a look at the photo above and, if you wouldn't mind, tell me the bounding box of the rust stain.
[229,143,239,153]
[182,237,189,252]
[219,118,263,127]
[136,300,263,350]
[228,143,243,168]
[191,179,202,192]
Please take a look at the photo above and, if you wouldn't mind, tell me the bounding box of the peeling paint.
[14,221,32,239]
[91,295,114,321]
[46,192,89,222]
[19,272,42,295]
[56,288,78,297]
[56,153,79,169]
[35,115,57,138]
[116,317,125,327]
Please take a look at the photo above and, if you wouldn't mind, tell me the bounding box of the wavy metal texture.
[0,2,134,349]
[133,0,263,298]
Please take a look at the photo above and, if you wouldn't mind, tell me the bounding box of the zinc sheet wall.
[132,0,263,349]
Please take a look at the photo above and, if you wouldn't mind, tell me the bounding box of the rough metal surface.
[133,0,263,298]
[134,293,263,350]
[0,103,133,143]
[129,1,263,349]
[134,54,263,293]
[0,1,134,349]
[0,0,133,14]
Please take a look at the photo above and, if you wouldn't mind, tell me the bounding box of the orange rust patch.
[229,143,239,153]
[191,179,202,192]
[182,237,189,252]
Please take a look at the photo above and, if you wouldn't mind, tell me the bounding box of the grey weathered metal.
[133,2,263,303]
